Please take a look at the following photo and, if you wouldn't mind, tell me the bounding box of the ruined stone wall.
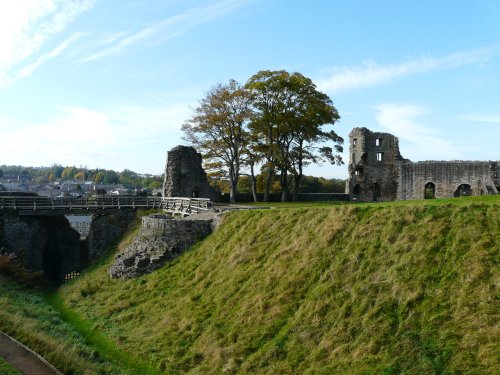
[109,214,213,279]
[397,161,500,200]
[0,210,136,281]
[0,212,81,281]
[163,146,220,202]
[346,127,403,201]
[346,127,499,202]
[86,210,136,261]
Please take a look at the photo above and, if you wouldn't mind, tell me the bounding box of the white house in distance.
[65,215,92,239]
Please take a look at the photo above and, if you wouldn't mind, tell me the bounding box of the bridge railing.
[0,196,212,214]
[162,197,212,214]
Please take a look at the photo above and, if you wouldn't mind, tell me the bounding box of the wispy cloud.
[458,114,500,124]
[0,0,95,86]
[316,48,492,93]
[5,32,87,85]
[374,103,464,161]
[81,0,251,62]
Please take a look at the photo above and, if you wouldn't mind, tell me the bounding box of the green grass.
[0,197,498,373]
[240,193,500,209]
[55,194,499,374]
[0,209,162,375]
[0,357,21,375]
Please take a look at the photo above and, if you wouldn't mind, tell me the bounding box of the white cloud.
[316,48,492,93]
[374,103,464,161]
[81,0,251,62]
[0,0,95,86]
[5,32,86,85]
[458,114,500,124]
[0,103,192,174]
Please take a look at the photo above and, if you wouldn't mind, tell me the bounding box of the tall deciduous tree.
[246,70,343,202]
[182,79,252,203]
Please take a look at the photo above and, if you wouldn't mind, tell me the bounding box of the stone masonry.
[0,211,81,281]
[0,210,136,281]
[163,145,220,202]
[346,127,499,201]
[108,214,213,279]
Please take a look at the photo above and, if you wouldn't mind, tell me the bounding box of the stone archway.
[353,184,362,196]
[454,184,472,197]
[424,182,436,199]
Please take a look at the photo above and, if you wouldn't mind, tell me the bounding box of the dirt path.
[0,332,62,375]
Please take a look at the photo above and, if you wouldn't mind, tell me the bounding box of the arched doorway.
[424,182,436,199]
[372,183,381,201]
[353,184,362,196]
[454,184,472,197]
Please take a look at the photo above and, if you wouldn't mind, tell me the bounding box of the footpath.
[0,332,62,375]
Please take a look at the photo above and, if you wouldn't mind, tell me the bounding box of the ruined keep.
[346,127,499,201]
[163,146,220,202]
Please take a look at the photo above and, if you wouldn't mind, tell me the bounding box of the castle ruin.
[163,146,220,202]
[346,127,499,201]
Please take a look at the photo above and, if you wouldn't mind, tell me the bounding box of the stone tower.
[345,127,404,202]
[163,146,220,202]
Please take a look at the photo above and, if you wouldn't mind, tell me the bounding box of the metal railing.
[0,196,212,215]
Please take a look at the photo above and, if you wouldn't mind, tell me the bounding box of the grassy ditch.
[57,195,499,374]
[0,357,21,375]
[0,209,162,375]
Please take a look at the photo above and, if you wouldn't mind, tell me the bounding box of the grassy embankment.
[0,357,20,375]
[0,210,162,375]
[0,196,498,374]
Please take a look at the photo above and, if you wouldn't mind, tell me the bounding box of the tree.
[0,169,3,179]
[182,79,252,203]
[61,166,77,180]
[245,70,289,202]
[51,164,64,179]
[102,170,119,185]
[75,171,85,181]
[94,171,105,184]
[246,70,342,202]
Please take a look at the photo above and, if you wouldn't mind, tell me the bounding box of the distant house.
[109,188,130,195]
[65,215,92,239]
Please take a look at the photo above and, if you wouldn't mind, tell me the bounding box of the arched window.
[454,184,472,197]
[424,182,436,199]
[353,184,362,195]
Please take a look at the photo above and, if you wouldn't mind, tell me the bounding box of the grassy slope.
[0,210,162,375]
[0,357,21,375]
[57,196,499,374]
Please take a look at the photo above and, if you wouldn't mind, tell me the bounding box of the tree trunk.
[292,174,302,202]
[229,179,237,203]
[229,163,238,204]
[263,165,273,202]
[250,161,258,202]
[280,168,288,202]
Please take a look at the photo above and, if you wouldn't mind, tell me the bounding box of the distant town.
[0,165,164,198]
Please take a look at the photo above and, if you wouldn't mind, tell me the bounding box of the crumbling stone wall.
[86,211,136,261]
[346,127,499,201]
[0,210,136,281]
[345,127,406,201]
[108,214,213,279]
[163,145,220,201]
[397,161,499,200]
[0,212,81,281]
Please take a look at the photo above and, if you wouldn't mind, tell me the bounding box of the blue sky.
[0,0,499,179]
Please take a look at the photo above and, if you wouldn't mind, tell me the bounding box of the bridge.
[0,196,213,216]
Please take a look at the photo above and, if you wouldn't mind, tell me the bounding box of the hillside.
[0,196,498,374]
[60,196,498,374]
